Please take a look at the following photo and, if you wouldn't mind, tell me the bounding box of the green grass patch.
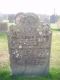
[0,32,8,50]
[50,25,60,68]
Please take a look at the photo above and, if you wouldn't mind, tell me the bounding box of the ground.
[0,25,60,80]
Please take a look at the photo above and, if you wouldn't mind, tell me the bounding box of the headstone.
[0,22,8,32]
[8,13,52,75]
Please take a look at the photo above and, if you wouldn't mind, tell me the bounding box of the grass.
[51,25,60,68]
[0,32,8,51]
[0,24,60,80]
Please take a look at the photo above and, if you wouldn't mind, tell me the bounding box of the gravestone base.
[11,65,49,76]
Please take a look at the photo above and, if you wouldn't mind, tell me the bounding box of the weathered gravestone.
[8,13,52,75]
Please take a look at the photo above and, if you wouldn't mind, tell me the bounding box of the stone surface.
[8,13,52,75]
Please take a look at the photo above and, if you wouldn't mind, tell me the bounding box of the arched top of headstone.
[15,12,40,27]
[11,12,51,34]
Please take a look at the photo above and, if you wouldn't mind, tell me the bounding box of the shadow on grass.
[0,68,60,80]
[51,28,60,31]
